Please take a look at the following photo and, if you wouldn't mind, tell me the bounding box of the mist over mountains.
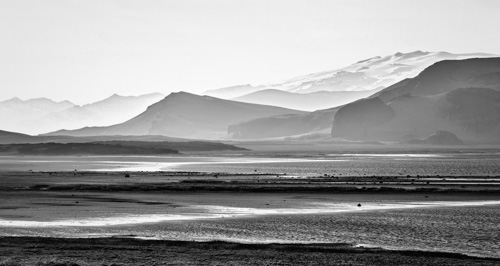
[232,89,376,111]
[2,51,499,144]
[205,51,493,111]
[332,57,500,142]
[0,93,165,135]
[230,57,500,141]
[0,97,75,134]
[46,92,305,139]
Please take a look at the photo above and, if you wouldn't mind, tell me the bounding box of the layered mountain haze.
[203,84,262,99]
[220,52,496,140]
[46,92,306,139]
[4,52,497,142]
[269,51,494,94]
[205,51,493,101]
[228,107,339,139]
[0,97,76,134]
[231,89,376,111]
[0,129,37,144]
[0,93,165,135]
[332,57,500,142]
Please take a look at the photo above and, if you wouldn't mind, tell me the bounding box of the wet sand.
[1,170,500,265]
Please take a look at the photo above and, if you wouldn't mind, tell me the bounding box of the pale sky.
[1,0,499,104]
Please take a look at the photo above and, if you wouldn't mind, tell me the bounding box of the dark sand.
[1,237,500,266]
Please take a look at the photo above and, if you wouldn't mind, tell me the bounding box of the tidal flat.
[0,147,499,265]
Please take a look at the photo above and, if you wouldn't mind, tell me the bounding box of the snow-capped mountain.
[205,51,495,99]
[229,56,500,141]
[331,57,500,142]
[266,51,495,94]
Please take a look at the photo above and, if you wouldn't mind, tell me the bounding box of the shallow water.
[1,153,499,176]
[1,151,500,258]
[1,194,499,258]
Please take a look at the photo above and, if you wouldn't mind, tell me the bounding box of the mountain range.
[205,51,493,105]
[331,57,500,142]
[0,93,165,135]
[231,89,376,111]
[229,57,500,141]
[46,92,306,139]
[2,51,499,144]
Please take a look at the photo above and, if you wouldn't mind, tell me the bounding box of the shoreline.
[1,236,499,266]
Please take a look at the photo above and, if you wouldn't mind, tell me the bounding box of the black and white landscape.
[1,1,500,266]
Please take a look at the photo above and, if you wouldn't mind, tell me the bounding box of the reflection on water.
[1,154,499,176]
[1,200,499,227]
[2,201,499,259]
[338,154,443,157]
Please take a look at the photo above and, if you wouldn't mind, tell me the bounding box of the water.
[1,151,499,258]
[0,152,499,176]
[1,193,499,258]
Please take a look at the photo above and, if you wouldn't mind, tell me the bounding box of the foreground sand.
[1,237,500,266]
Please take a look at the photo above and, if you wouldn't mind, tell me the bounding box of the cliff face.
[331,87,500,142]
[228,108,338,139]
[331,97,395,141]
[331,58,500,142]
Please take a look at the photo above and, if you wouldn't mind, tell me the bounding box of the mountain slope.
[204,84,263,99]
[331,57,500,142]
[228,55,499,140]
[0,130,37,144]
[269,51,494,94]
[232,89,376,111]
[38,93,166,133]
[47,92,306,139]
[228,107,339,139]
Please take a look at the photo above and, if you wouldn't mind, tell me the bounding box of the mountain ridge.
[205,51,495,99]
[0,93,165,135]
[331,57,500,142]
[46,91,307,139]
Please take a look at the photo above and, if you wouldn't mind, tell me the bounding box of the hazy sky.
[1,0,499,104]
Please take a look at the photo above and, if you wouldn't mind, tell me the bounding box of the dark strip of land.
[2,171,500,193]
[0,237,499,266]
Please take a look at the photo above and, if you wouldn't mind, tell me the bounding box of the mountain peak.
[7,97,22,103]
[356,56,381,64]
[393,50,427,57]
[167,91,198,98]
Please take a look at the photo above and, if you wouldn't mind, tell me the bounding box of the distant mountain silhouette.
[0,129,247,152]
[46,92,306,139]
[0,129,37,144]
[39,93,166,133]
[204,84,262,99]
[228,107,339,139]
[332,57,500,142]
[232,89,376,111]
[0,93,165,135]
[226,53,497,140]
[403,131,465,145]
[0,97,76,134]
